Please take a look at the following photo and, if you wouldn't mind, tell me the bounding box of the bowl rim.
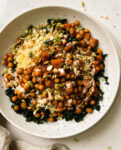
[0,5,120,139]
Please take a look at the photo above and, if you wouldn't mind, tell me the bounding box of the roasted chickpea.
[23,84,29,90]
[41,112,45,116]
[2,60,7,66]
[62,39,67,46]
[58,102,63,107]
[54,78,60,83]
[30,92,36,97]
[7,57,13,62]
[52,113,58,117]
[66,87,73,95]
[78,86,82,92]
[7,75,13,81]
[76,34,83,40]
[4,54,8,60]
[32,77,37,83]
[66,74,71,79]
[18,68,24,74]
[35,113,41,118]
[71,94,76,99]
[60,96,65,101]
[48,117,54,122]
[86,108,93,113]
[76,108,82,114]
[21,102,27,109]
[74,20,80,26]
[34,58,40,65]
[24,75,30,81]
[41,94,47,98]
[84,28,89,33]
[4,73,9,78]
[90,100,96,105]
[9,52,14,58]
[49,45,55,51]
[80,40,87,47]
[70,28,76,36]
[12,96,18,102]
[89,38,98,48]
[38,84,45,91]
[14,105,19,111]
[74,88,78,94]
[32,100,37,105]
[45,80,53,87]
[53,100,58,105]
[35,84,39,89]
[77,80,82,86]
[53,68,59,74]
[26,67,33,74]
[8,62,14,68]
[72,99,77,105]
[61,78,65,83]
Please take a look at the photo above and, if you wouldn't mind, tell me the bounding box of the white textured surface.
[0,0,121,149]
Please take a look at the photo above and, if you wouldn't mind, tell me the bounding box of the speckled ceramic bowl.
[0,6,120,139]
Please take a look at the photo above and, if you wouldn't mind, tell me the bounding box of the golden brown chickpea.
[26,67,33,74]
[76,34,83,40]
[77,100,81,104]
[45,80,53,87]
[62,39,67,46]
[14,104,21,111]
[54,78,60,83]
[79,30,84,36]
[76,108,82,114]
[84,28,89,33]
[67,54,73,59]
[30,92,36,98]
[57,106,64,112]
[9,52,14,58]
[41,94,47,98]
[80,40,87,47]
[77,80,82,86]
[78,86,82,92]
[66,59,72,65]
[41,112,45,116]
[64,46,69,52]
[66,87,73,95]
[33,70,42,77]
[7,75,13,81]
[32,100,37,105]
[6,83,11,88]
[24,75,30,81]
[12,96,18,102]
[2,60,7,66]
[35,84,39,89]
[61,78,65,83]
[7,57,13,62]
[34,58,40,65]
[8,62,14,68]
[49,45,55,51]
[21,102,27,109]
[38,84,45,91]
[4,73,9,78]
[89,38,98,48]
[23,84,29,90]
[74,88,78,94]
[48,117,54,122]
[60,96,65,101]
[84,33,91,40]
[52,112,58,117]
[18,68,24,74]
[66,74,71,79]
[4,54,8,60]
[71,94,76,99]
[35,113,41,118]
[72,99,77,105]
[90,100,96,105]
[19,78,23,84]
[74,20,80,26]
[14,105,19,111]
[81,104,85,109]
[86,108,93,113]
[32,77,37,83]
[70,28,76,36]
[86,50,91,56]
[53,100,58,105]
[58,102,63,107]
[53,68,59,74]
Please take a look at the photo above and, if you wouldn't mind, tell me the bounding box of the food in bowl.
[1,18,107,124]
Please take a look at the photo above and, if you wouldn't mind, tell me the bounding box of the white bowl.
[0,6,120,139]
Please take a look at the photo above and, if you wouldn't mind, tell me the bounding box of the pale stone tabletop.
[0,0,121,150]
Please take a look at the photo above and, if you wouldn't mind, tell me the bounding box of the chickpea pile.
[2,19,106,123]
